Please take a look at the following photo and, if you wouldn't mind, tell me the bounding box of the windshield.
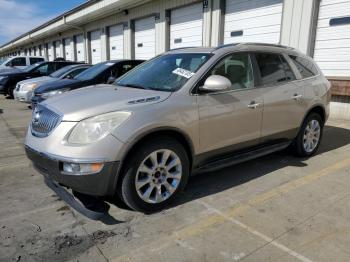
[50,65,73,78]
[116,53,211,92]
[74,62,113,81]
[23,63,41,72]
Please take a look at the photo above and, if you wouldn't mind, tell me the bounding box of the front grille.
[31,104,62,137]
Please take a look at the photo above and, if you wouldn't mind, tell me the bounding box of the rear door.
[198,52,263,153]
[254,52,305,141]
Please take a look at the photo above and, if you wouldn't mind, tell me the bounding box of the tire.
[293,112,324,157]
[7,85,15,99]
[119,137,190,213]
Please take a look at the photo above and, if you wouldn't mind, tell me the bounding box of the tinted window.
[36,64,49,75]
[280,55,296,81]
[9,57,26,66]
[289,55,318,78]
[75,62,114,81]
[255,53,291,85]
[65,67,88,78]
[50,65,74,78]
[208,53,254,90]
[30,57,44,64]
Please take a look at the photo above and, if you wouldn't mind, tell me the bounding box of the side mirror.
[107,76,116,84]
[65,74,73,79]
[200,75,232,92]
[6,62,13,67]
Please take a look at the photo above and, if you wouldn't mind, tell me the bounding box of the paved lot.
[1,96,350,262]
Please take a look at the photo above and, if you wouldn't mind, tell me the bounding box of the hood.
[0,66,22,74]
[18,76,52,86]
[43,84,172,121]
[0,69,24,77]
[35,78,80,94]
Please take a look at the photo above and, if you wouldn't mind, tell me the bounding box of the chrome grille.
[31,104,62,137]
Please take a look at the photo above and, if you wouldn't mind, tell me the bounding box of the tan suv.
[25,43,331,213]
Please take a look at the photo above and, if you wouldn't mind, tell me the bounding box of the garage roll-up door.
[48,43,54,61]
[55,40,61,58]
[90,30,102,64]
[109,24,124,59]
[64,38,73,61]
[135,16,156,60]
[313,0,350,77]
[75,34,85,62]
[170,3,203,49]
[224,0,283,44]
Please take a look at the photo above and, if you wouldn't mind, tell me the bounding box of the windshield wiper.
[118,83,148,90]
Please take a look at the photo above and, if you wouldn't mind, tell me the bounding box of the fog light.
[62,162,104,175]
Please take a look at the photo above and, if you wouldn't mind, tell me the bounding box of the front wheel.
[119,137,189,213]
[293,113,323,157]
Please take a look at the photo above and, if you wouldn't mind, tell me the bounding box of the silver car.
[14,64,90,103]
[25,43,331,213]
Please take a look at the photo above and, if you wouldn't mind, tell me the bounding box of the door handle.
[292,94,303,100]
[247,101,260,109]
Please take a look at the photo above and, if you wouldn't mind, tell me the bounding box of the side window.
[120,64,133,75]
[10,58,26,66]
[68,68,87,78]
[289,55,318,78]
[209,53,254,90]
[30,58,44,64]
[255,53,291,86]
[36,64,49,74]
[280,55,296,81]
[47,64,57,75]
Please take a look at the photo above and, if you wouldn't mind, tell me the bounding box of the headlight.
[0,76,8,82]
[67,111,131,144]
[21,83,37,91]
[41,88,70,99]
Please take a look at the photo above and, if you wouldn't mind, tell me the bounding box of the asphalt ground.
[1,96,350,262]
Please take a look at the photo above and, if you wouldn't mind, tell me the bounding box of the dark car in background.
[31,59,144,104]
[14,64,91,103]
[0,61,80,98]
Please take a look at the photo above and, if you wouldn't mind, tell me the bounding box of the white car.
[14,64,90,103]
[0,56,45,71]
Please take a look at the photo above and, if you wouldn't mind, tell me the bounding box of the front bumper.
[14,90,33,103]
[25,146,121,196]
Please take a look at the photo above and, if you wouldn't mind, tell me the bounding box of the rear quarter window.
[289,55,318,79]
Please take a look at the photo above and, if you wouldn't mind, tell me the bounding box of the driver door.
[197,53,264,154]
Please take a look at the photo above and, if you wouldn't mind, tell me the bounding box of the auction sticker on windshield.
[172,68,195,79]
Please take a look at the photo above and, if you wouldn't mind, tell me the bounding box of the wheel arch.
[304,104,326,124]
[115,127,195,189]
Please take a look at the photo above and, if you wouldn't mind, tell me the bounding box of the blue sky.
[0,0,86,45]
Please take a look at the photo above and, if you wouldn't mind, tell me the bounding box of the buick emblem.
[32,109,41,124]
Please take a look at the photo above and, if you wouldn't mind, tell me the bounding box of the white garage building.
[0,0,350,118]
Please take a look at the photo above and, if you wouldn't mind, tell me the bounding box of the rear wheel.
[119,137,189,213]
[293,113,323,157]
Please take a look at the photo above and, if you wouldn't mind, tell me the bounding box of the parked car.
[0,56,45,71]
[31,59,144,105]
[14,64,91,103]
[25,44,330,213]
[0,61,80,98]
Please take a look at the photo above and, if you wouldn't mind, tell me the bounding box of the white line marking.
[197,200,313,262]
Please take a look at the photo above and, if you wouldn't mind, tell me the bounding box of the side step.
[196,142,290,173]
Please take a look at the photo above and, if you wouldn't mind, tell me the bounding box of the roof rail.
[169,46,199,51]
[214,42,295,50]
[213,43,240,50]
